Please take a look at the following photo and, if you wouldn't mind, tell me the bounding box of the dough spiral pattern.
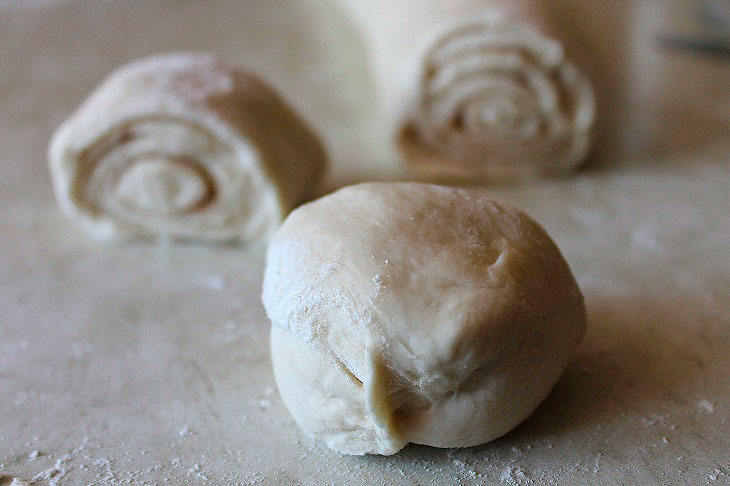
[49,53,326,243]
[404,16,595,180]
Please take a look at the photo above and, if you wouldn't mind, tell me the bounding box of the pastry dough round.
[262,182,586,455]
[48,53,326,243]
[337,0,595,182]
[400,15,595,181]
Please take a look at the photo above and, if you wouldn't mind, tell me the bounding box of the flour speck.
[698,400,715,414]
[500,465,531,485]
[707,468,726,481]
[199,275,226,291]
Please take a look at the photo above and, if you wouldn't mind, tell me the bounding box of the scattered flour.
[250,386,275,410]
[451,458,480,480]
[198,275,227,291]
[70,340,93,361]
[698,400,715,414]
[631,226,667,255]
[593,452,602,474]
[500,465,531,485]
[187,463,209,481]
[32,458,67,486]
[320,263,337,277]
[707,467,726,481]
[641,414,665,426]
[213,320,251,344]
[371,274,383,293]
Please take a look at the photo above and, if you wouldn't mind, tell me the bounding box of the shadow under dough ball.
[262,182,586,455]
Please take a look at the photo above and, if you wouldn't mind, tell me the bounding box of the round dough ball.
[262,182,586,455]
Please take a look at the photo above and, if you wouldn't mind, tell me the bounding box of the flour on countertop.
[178,425,191,437]
[698,400,715,414]
[31,458,67,486]
[500,465,532,485]
[707,467,728,482]
[642,414,665,426]
[197,275,227,291]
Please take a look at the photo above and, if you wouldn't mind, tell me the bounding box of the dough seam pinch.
[363,346,407,455]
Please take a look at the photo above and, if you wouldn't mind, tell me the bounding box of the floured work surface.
[0,1,728,484]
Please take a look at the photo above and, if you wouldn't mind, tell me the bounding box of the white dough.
[338,0,595,182]
[48,52,326,243]
[262,182,586,455]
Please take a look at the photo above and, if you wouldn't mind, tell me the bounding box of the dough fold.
[262,182,587,455]
[338,0,595,182]
[49,52,326,243]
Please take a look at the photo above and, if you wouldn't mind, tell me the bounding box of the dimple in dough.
[48,52,326,244]
[262,182,587,455]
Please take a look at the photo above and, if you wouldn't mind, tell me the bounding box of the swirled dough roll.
[49,53,326,243]
[338,0,595,182]
[262,182,586,455]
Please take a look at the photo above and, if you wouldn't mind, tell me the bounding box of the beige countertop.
[1,1,728,484]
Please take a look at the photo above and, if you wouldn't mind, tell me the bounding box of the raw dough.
[262,182,586,455]
[48,52,326,243]
[338,0,595,182]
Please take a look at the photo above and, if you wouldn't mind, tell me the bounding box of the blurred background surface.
[0,0,727,195]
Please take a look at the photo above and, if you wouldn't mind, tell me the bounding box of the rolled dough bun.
[337,0,595,182]
[262,182,586,455]
[48,52,326,243]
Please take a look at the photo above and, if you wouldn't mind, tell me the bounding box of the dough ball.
[262,182,586,455]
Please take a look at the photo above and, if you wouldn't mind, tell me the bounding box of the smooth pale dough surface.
[48,52,326,244]
[1,1,729,484]
[263,183,586,455]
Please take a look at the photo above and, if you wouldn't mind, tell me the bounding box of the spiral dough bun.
[263,182,587,455]
[401,14,595,181]
[49,53,326,243]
